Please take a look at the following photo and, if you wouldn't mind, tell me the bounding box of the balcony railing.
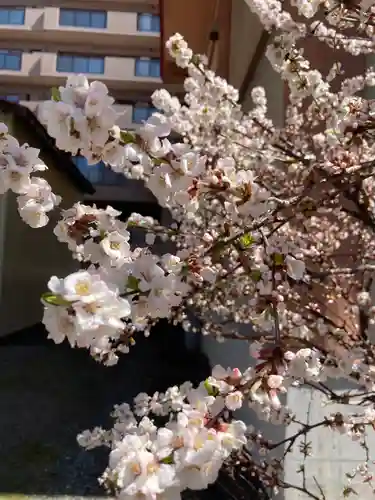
[0,52,162,92]
[0,7,159,55]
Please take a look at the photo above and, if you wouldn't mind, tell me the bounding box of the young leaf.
[273,253,284,266]
[51,87,61,102]
[204,379,219,397]
[239,233,254,248]
[251,269,262,282]
[120,131,135,144]
[41,292,70,307]
[127,276,141,291]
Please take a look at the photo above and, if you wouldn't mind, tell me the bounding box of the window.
[132,104,156,123]
[0,7,25,25]
[59,9,107,29]
[56,54,104,74]
[0,95,19,102]
[135,58,160,78]
[72,156,126,185]
[137,13,160,32]
[0,50,22,71]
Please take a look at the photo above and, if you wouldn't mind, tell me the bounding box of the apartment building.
[0,1,165,118]
[0,0,182,205]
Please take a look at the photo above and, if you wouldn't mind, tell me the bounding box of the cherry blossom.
[2,0,375,497]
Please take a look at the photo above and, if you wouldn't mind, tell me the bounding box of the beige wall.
[0,0,158,13]
[0,111,80,336]
[0,51,163,92]
[0,7,159,57]
[0,0,165,103]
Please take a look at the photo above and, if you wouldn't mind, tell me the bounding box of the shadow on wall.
[0,321,210,497]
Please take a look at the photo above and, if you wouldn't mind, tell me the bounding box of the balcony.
[77,0,158,10]
[0,52,163,91]
[0,7,159,56]
[0,51,41,85]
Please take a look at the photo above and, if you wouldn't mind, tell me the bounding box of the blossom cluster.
[1,0,375,497]
[40,72,310,342]
[42,203,193,363]
[39,75,125,167]
[0,123,60,227]
[77,368,250,499]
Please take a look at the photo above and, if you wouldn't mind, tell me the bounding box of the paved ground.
[0,324,210,499]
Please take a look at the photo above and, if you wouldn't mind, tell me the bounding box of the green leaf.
[152,157,164,166]
[273,253,284,266]
[251,269,262,282]
[51,87,61,102]
[239,233,254,248]
[160,455,174,464]
[119,131,135,144]
[41,292,70,307]
[126,276,141,291]
[127,220,138,228]
[204,379,219,397]
[180,263,190,276]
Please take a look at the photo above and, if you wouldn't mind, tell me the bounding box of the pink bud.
[269,389,281,409]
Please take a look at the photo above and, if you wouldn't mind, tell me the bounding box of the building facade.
[0,0,182,201]
[0,1,164,125]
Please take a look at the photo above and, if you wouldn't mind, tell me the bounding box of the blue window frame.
[0,8,25,25]
[0,95,19,102]
[132,105,156,124]
[72,156,126,185]
[0,50,22,71]
[135,58,160,78]
[137,13,160,32]
[56,54,105,74]
[59,9,107,29]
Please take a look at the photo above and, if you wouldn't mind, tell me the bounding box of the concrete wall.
[230,0,284,122]
[0,111,80,336]
[229,0,262,90]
